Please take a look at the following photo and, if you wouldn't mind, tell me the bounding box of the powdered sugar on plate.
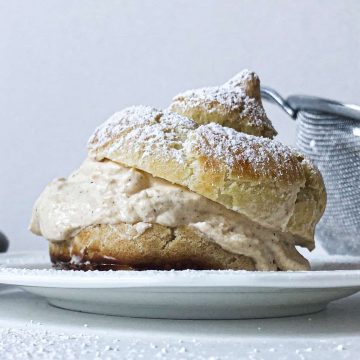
[0,251,359,320]
[0,251,360,289]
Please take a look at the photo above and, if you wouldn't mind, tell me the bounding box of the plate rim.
[1,251,360,290]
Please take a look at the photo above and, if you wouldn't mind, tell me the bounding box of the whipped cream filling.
[30,158,309,270]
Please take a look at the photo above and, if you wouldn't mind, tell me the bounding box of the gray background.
[1,0,359,251]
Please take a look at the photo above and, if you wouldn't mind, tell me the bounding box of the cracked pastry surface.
[49,224,257,271]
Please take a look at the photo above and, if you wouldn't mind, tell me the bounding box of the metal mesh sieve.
[261,87,360,255]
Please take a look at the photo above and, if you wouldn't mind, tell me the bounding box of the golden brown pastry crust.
[49,223,256,271]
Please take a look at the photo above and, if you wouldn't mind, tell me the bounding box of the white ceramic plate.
[0,251,360,319]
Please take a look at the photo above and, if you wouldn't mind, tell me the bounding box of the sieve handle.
[261,86,360,122]
[260,87,297,119]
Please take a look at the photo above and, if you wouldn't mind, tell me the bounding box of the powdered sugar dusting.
[172,69,253,111]
[170,69,272,130]
[0,328,203,360]
[191,123,302,180]
[0,327,357,360]
[173,86,248,112]
[224,68,255,87]
[88,105,299,182]
[88,106,160,148]
[88,105,196,164]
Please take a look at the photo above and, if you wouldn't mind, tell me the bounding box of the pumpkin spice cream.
[30,158,309,271]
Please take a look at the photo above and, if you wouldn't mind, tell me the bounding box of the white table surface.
[0,284,359,360]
